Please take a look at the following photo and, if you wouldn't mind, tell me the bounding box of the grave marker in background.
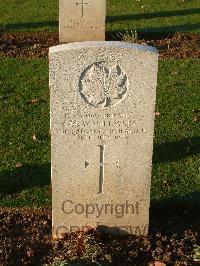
[59,0,106,43]
[50,42,158,238]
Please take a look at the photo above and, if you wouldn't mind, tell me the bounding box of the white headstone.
[59,0,106,43]
[50,42,158,238]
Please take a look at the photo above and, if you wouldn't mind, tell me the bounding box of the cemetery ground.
[0,0,200,265]
[0,0,200,33]
[0,53,200,266]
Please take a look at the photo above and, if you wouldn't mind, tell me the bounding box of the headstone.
[50,42,158,239]
[59,0,106,43]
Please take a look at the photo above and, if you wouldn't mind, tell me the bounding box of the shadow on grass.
[1,8,200,32]
[143,23,200,33]
[107,8,200,22]
[153,136,200,163]
[106,31,171,41]
[0,163,51,196]
[109,23,200,36]
[0,21,58,31]
[150,192,200,233]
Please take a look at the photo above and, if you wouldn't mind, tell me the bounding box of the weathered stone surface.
[50,42,158,238]
[59,0,106,43]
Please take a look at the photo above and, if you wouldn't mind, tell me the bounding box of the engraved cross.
[98,145,105,194]
[76,0,89,17]
[85,145,119,194]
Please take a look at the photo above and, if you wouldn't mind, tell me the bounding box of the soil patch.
[0,207,200,266]
[0,32,199,59]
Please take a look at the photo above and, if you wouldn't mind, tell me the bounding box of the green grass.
[0,57,199,207]
[152,59,200,201]
[0,58,50,207]
[107,0,200,34]
[0,0,200,33]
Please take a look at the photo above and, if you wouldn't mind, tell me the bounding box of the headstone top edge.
[49,41,158,54]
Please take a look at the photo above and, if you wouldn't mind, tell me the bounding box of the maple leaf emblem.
[80,62,128,108]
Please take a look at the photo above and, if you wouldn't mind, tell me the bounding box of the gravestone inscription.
[50,42,158,238]
[59,0,106,43]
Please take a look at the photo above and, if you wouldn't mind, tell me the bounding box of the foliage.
[193,245,200,262]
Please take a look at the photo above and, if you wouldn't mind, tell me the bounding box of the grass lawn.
[0,0,200,33]
[0,57,199,207]
[0,58,50,207]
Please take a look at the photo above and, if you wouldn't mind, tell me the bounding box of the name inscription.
[64,18,104,30]
[56,112,149,141]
